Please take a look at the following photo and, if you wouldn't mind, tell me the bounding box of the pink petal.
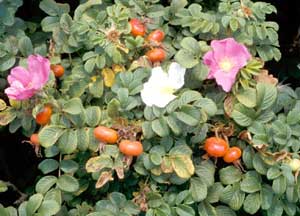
[27,55,50,89]
[5,81,36,100]
[210,38,229,62]
[203,51,218,79]
[225,39,251,68]
[8,66,31,86]
[214,67,240,92]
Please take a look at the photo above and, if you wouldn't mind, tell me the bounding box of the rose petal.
[167,62,186,89]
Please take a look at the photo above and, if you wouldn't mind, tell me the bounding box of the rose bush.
[1,0,300,216]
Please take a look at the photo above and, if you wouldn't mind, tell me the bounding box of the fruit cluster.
[204,137,242,163]
[129,18,166,63]
[94,125,143,157]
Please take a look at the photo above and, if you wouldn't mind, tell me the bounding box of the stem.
[68,53,72,66]
[4,181,28,205]
[58,153,62,177]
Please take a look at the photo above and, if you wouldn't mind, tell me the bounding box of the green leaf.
[179,90,202,105]
[194,160,215,187]
[60,160,79,173]
[39,0,70,16]
[85,106,101,127]
[63,98,84,115]
[151,118,170,137]
[261,185,273,210]
[166,115,182,135]
[175,50,199,68]
[267,167,281,180]
[175,105,200,126]
[240,171,261,193]
[256,83,277,110]
[57,130,77,154]
[41,17,60,32]
[37,200,60,216]
[150,152,162,166]
[206,183,224,203]
[236,88,256,108]
[194,98,217,117]
[38,125,65,148]
[26,193,43,215]
[219,166,242,185]
[243,193,261,214]
[180,37,201,56]
[231,104,255,127]
[35,176,57,194]
[253,153,268,175]
[0,56,16,72]
[77,128,89,151]
[89,78,104,98]
[57,175,79,193]
[107,98,120,118]
[197,201,217,216]
[215,205,236,216]
[272,175,286,195]
[189,177,207,202]
[266,198,283,216]
[44,188,62,205]
[18,36,33,57]
[0,181,8,192]
[170,155,195,179]
[175,204,195,216]
[38,159,59,174]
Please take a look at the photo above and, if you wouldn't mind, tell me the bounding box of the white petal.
[148,66,168,84]
[141,82,155,107]
[153,92,176,108]
[167,62,186,89]
[141,82,177,108]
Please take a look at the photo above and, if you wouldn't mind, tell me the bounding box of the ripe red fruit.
[204,137,229,157]
[94,126,118,144]
[30,133,40,146]
[36,105,52,125]
[119,140,143,156]
[147,29,165,43]
[51,64,64,78]
[145,48,166,62]
[130,18,146,37]
[223,147,242,163]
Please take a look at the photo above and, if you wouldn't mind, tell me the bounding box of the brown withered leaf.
[115,167,124,179]
[255,70,278,86]
[224,95,234,117]
[95,171,113,189]
[238,130,252,143]
[272,151,292,162]
[123,155,133,168]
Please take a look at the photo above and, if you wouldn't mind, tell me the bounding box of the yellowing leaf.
[170,155,195,179]
[85,155,113,173]
[112,64,125,73]
[101,68,115,87]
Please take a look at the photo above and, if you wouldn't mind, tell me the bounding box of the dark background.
[1,0,299,207]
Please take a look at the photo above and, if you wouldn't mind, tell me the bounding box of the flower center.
[219,58,234,72]
[160,86,175,94]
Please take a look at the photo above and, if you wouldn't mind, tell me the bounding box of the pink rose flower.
[5,55,50,100]
[203,38,251,92]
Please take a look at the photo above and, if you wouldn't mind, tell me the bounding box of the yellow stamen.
[219,58,234,72]
[160,86,175,94]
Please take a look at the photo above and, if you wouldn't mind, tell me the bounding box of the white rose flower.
[141,62,186,108]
